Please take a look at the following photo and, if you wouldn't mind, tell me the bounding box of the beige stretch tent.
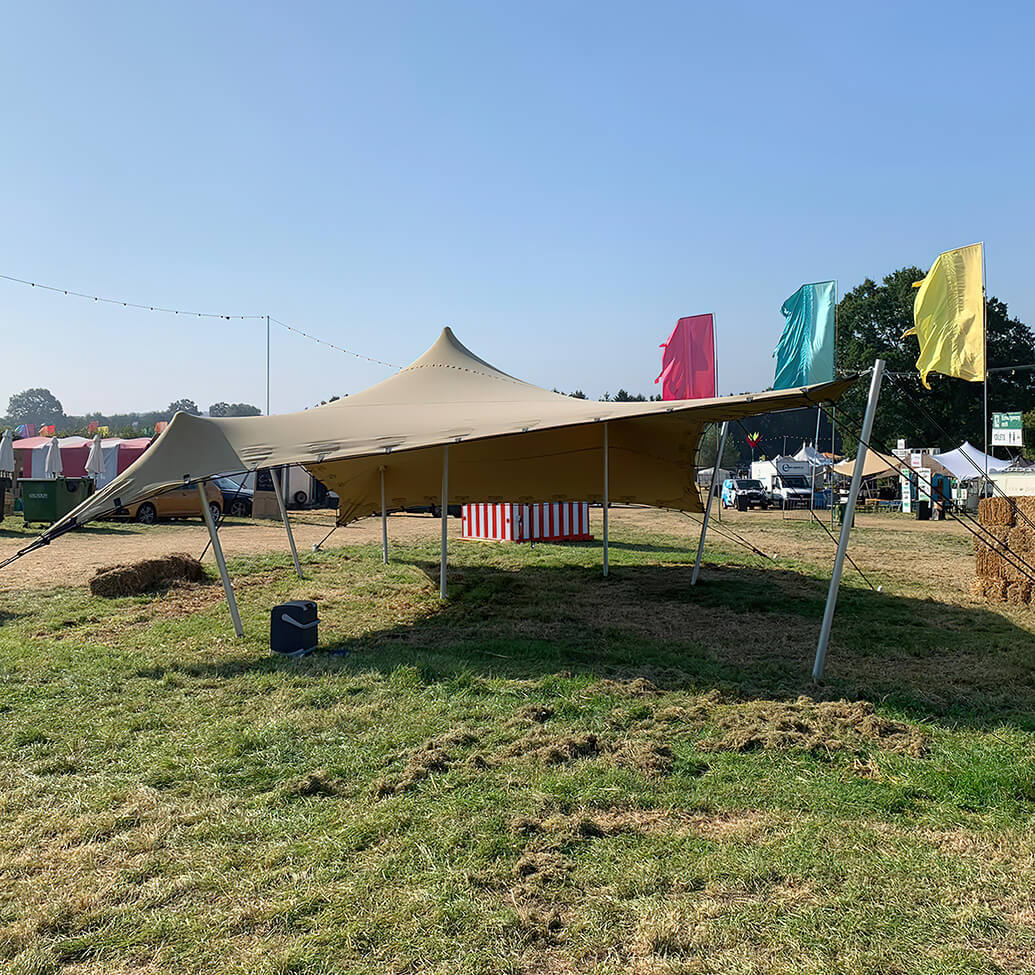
[39,328,856,541]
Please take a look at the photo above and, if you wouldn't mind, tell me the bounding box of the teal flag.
[773,281,836,389]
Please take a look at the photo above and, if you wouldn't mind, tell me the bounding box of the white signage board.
[917,467,933,502]
[900,474,912,514]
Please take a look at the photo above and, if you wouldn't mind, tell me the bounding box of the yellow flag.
[902,243,984,389]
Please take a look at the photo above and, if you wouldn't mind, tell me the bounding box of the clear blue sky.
[2,1,1032,416]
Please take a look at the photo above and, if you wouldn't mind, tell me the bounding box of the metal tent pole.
[199,482,244,637]
[602,423,610,577]
[266,314,271,416]
[982,242,989,479]
[692,420,728,586]
[813,359,885,681]
[440,445,448,599]
[380,465,389,565]
[271,466,303,579]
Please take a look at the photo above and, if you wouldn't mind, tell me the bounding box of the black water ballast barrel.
[270,600,319,657]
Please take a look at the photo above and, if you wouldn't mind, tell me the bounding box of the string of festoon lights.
[0,272,399,369]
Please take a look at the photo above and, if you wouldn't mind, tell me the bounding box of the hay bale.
[90,554,208,597]
[975,548,1006,579]
[973,528,1009,554]
[1013,497,1035,524]
[1007,527,1034,555]
[1006,581,1033,606]
[983,579,1008,603]
[979,497,1015,527]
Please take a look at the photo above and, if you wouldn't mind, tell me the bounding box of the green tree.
[167,399,201,416]
[6,388,65,427]
[209,402,261,417]
[836,268,1035,455]
[695,423,741,471]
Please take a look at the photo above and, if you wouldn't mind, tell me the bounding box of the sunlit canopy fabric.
[931,441,1011,480]
[43,328,857,540]
[832,451,950,479]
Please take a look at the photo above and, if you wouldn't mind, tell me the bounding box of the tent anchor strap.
[199,482,244,638]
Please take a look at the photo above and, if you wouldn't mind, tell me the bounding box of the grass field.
[1,510,1034,974]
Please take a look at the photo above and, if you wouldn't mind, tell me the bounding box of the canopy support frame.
[380,465,389,565]
[199,482,244,638]
[271,466,303,580]
[692,420,728,586]
[603,422,609,578]
[813,360,885,681]
[440,445,448,599]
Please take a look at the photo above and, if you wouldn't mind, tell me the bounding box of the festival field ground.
[1,508,1033,974]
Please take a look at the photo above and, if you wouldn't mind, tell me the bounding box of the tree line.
[1,388,261,438]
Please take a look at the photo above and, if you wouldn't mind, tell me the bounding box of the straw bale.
[973,528,1010,554]
[1007,527,1035,555]
[983,579,1008,603]
[1014,496,1035,524]
[90,554,208,597]
[979,497,1014,527]
[975,548,1006,579]
[1006,581,1033,606]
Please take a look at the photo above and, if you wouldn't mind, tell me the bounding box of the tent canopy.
[794,443,832,467]
[42,328,857,540]
[931,441,1012,480]
[832,450,951,479]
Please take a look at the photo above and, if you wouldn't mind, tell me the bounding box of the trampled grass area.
[1,513,1034,974]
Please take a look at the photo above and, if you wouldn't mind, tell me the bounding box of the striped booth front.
[461,503,593,543]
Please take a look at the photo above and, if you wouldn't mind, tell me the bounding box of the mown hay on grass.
[979,497,1015,527]
[698,697,926,757]
[89,554,207,597]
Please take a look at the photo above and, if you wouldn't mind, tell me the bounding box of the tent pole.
[440,445,448,599]
[813,359,885,681]
[602,422,609,578]
[692,420,728,586]
[380,465,389,565]
[199,482,244,638]
[271,466,303,580]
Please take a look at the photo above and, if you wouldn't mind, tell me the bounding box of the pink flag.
[655,314,716,400]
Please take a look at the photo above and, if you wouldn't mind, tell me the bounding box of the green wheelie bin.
[19,477,94,526]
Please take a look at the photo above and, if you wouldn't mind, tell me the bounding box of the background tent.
[12,435,152,487]
[794,443,832,468]
[931,442,1012,480]
[831,451,950,479]
[41,328,857,540]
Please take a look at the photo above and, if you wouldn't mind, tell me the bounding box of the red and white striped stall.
[461,502,593,543]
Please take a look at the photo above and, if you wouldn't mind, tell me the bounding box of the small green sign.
[992,411,1023,447]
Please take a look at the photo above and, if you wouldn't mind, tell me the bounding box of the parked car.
[212,475,254,517]
[113,480,223,524]
[721,478,769,511]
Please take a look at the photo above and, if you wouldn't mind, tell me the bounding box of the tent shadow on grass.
[168,555,1035,732]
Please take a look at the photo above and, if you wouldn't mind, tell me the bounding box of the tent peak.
[399,327,526,386]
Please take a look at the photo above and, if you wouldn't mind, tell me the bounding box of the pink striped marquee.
[461,503,593,543]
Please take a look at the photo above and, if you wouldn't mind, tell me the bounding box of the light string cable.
[802,389,1035,587]
[0,272,398,369]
